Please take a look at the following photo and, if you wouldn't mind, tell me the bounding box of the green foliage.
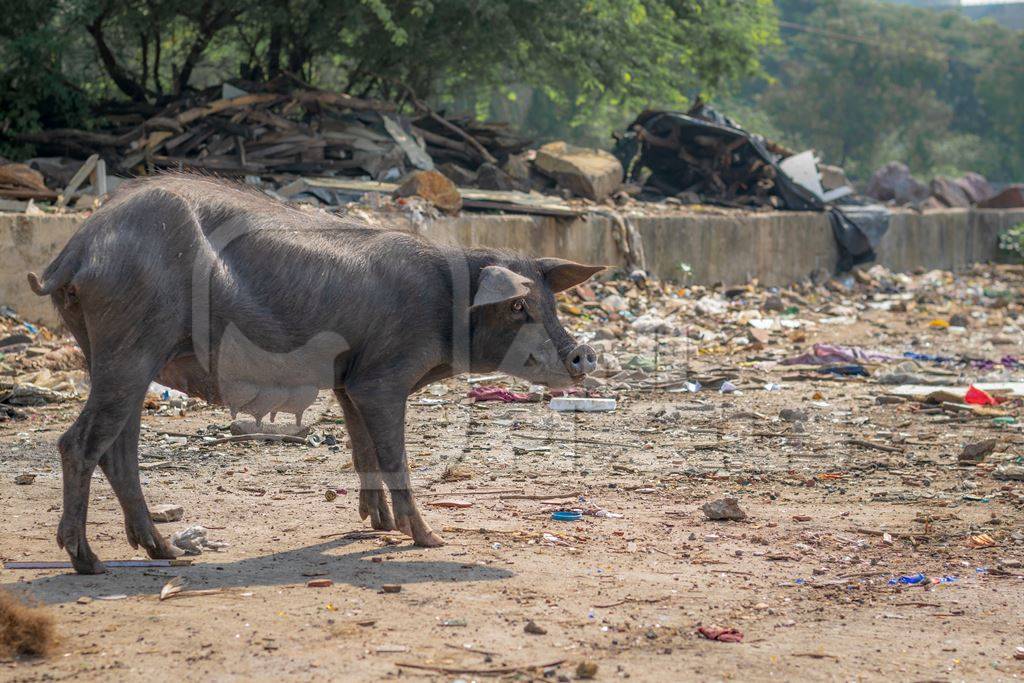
[998,223,1024,262]
[0,0,778,155]
[741,0,1024,182]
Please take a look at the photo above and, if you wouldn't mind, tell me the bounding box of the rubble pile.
[8,77,534,195]
[0,308,86,419]
[612,103,830,210]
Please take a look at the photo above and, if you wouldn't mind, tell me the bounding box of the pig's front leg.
[345,384,444,547]
[334,389,396,531]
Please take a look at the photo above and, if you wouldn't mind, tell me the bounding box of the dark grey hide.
[28,175,602,574]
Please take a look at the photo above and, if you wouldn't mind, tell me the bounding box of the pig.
[28,174,603,574]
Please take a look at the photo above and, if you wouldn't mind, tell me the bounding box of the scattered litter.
[13,474,35,485]
[468,386,540,403]
[551,510,582,522]
[171,526,228,555]
[697,625,744,643]
[548,397,617,412]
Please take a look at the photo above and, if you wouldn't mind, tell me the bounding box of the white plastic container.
[548,397,617,412]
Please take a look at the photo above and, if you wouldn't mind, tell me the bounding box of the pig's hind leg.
[57,354,165,574]
[98,408,181,561]
[334,389,396,531]
[344,384,444,547]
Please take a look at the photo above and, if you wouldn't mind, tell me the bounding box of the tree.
[1,0,778,147]
[747,0,1023,181]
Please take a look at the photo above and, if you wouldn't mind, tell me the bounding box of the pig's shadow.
[1,535,513,605]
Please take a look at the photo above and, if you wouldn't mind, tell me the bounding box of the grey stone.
[702,497,747,521]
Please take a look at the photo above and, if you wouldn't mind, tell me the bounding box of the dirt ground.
[2,264,1023,682]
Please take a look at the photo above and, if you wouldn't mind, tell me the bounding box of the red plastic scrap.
[697,626,744,643]
[965,385,1002,406]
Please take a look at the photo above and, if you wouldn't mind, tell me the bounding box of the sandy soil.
[1,265,1023,682]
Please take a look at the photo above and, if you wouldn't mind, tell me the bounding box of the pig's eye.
[511,299,526,313]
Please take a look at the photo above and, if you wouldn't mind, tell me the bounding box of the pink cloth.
[467,386,539,403]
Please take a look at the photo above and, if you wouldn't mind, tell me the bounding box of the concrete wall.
[3,207,1022,327]
[0,214,83,328]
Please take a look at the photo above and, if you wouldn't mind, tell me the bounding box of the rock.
[27,157,80,187]
[436,162,477,187]
[866,162,928,205]
[13,473,35,485]
[502,153,533,184]
[392,170,462,214]
[306,579,333,588]
[818,163,850,191]
[575,661,598,679]
[954,438,995,464]
[475,162,519,191]
[150,504,184,523]
[979,185,1024,209]
[630,314,676,336]
[779,408,808,422]
[0,163,49,192]
[600,294,629,313]
[949,313,969,328]
[763,295,785,312]
[994,464,1024,481]
[534,141,622,201]
[524,620,547,635]
[230,420,310,438]
[381,584,402,594]
[749,328,771,345]
[915,196,946,211]
[702,497,747,521]
[930,176,971,208]
[955,172,993,204]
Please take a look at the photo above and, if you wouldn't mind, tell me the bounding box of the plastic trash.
[888,573,927,586]
[719,381,738,394]
[817,364,868,377]
[965,385,1000,406]
[549,397,617,412]
[551,510,582,522]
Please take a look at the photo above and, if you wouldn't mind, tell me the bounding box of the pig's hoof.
[73,557,108,575]
[360,489,396,531]
[58,520,105,573]
[413,529,446,548]
[125,518,182,559]
[145,535,184,560]
[396,516,446,547]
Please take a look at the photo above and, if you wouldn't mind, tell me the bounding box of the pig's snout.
[565,343,597,378]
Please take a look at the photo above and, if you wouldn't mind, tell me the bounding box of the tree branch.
[86,8,149,102]
[173,1,241,96]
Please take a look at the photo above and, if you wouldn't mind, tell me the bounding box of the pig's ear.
[472,266,533,309]
[537,258,606,293]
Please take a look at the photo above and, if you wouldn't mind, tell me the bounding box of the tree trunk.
[87,15,149,102]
